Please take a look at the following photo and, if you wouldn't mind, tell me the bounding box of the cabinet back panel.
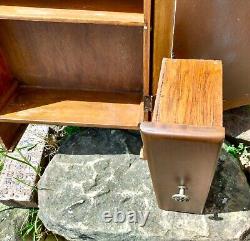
[0,20,143,93]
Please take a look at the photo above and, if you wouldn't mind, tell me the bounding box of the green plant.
[63,126,81,137]
[20,208,45,241]
[0,159,3,174]
[224,143,250,169]
[224,143,243,158]
[0,145,41,176]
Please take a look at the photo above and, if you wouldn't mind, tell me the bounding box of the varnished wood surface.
[0,122,27,150]
[0,0,144,26]
[0,87,142,129]
[152,0,175,95]
[153,59,223,127]
[141,122,224,213]
[0,48,13,95]
[174,0,250,109]
[142,0,151,121]
[0,21,143,93]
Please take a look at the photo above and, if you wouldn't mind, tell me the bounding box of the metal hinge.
[144,95,156,112]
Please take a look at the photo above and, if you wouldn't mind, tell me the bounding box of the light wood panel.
[0,86,142,129]
[152,0,176,95]
[0,20,144,93]
[153,59,223,127]
[0,0,144,26]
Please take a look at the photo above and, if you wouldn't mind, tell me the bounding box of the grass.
[0,146,43,240]
[20,209,44,241]
[0,126,80,240]
[0,145,41,176]
[0,159,3,174]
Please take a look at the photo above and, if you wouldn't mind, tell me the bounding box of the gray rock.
[38,129,250,241]
[0,203,29,241]
[59,127,142,155]
[224,105,250,144]
[205,147,250,213]
[0,124,49,207]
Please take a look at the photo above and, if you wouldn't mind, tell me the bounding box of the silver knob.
[172,185,190,202]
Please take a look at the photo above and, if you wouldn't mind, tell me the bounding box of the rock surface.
[205,147,250,213]
[0,203,29,241]
[38,128,250,241]
[224,105,250,144]
[0,125,49,207]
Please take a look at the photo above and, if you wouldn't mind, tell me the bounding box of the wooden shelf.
[0,0,144,26]
[0,86,142,129]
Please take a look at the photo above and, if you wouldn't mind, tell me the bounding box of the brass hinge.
[144,95,156,112]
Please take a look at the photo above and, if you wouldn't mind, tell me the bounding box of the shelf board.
[0,87,142,129]
[0,5,144,26]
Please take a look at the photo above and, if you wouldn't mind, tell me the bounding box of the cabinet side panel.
[152,0,175,95]
[0,47,27,150]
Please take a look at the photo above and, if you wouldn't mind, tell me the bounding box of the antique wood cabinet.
[0,0,226,214]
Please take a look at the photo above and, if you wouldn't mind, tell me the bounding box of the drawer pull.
[172,186,190,202]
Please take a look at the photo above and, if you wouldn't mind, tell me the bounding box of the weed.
[0,145,41,176]
[0,159,3,174]
[224,143,250,169]
[63,126,81,137]
[19,208,45,241]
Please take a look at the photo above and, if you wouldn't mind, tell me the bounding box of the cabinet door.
[174,0,250,110]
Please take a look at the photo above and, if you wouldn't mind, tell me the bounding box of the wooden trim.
[143,0,151,97]
[0,6,144,26]
[141,122,225,143]
[152,0,176,95]
[142,0,151,121]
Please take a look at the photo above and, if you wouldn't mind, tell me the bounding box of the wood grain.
[0,86,142,130]
[0,0,144,26]
[0,48,13,95]
[0,20,143,94]
[153,59,223,127]
[152,0,176,95]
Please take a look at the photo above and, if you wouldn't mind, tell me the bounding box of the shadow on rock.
[58,128,143,155]
[205,148,250,214]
